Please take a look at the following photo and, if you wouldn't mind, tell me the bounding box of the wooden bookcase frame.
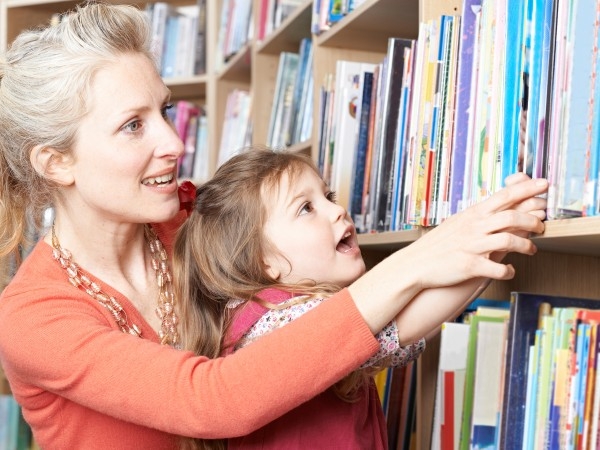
[3,0,600,447]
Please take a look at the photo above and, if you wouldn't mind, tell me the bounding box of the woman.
[0,2,547,449]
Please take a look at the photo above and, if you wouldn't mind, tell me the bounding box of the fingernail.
[535,179,548,186]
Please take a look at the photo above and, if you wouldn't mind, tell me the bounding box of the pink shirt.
[227,288,425,450]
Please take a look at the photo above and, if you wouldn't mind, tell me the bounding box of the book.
[552,0,596,218]
[431,322,470,450]
[359,64,381,231]
[500,292,600,449]
[287,38,313,146]
[146,2,173,71]
[390,42,416,231]
[191,112,209,181]
[349,70,374,230]
[470,319,507,448]
[218,89,251,166]
[369,38,413,232]
[458,313,505,450]
[329,60,376,212]
[193,0,207,74]
[267,52,300,149]
[447,0,480,215]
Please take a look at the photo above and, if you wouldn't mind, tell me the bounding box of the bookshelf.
[0,0,220,180]
[3,0,600,447]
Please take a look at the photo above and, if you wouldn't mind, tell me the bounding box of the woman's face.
[66,52,184,225]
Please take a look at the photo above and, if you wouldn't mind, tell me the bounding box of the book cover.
[458,313,505,450]
[267,52,300,149]
[554,0,596,218]
[500,1,526,185]
[360,64,381,232]
[191,112,209,181]
[349,70,374,230]
[470,319,507,449]
[390,42,416,231]
[193,0,207,75]
[432,322,470,450]
[160,12,180,78]
[584,2,600,217]
[288,38,313,146]
[448,0,481,215]
[330,60,376,212]
[370,38,413,232]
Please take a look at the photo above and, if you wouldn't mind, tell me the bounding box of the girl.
[173,148,547,449]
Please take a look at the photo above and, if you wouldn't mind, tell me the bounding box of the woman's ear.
[30,145,75,186]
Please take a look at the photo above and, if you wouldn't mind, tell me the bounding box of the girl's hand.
[398,176,548,290]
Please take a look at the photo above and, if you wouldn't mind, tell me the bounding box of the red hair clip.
[178,180,197,214]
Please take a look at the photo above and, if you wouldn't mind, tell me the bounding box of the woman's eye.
[123,120,142,133]
[161,103,174,120]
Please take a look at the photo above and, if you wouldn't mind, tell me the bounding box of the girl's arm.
[234,296,425,368]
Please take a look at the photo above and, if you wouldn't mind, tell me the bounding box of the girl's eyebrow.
[285,191,306,211]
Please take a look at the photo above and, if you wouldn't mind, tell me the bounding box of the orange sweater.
[0,213,378,449]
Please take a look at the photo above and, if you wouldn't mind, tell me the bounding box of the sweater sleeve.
[235,297,426,369]
[0,280,378,439]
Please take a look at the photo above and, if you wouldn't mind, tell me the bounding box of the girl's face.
[65,52,184,225]
[261,165,366,288]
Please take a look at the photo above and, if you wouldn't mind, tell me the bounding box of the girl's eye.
[326,191,338,203]
[299,202,314,216]
[161,103,174,120]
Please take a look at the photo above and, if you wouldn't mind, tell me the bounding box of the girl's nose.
[331,201,348,222]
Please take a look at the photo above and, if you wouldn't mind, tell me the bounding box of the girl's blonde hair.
[0,2,155,264]
[173,147,377,450]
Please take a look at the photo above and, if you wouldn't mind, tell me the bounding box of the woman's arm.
[349,176,548,339]
[234,296,425,368]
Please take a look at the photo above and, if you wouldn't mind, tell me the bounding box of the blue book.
[500,1,526,183]
[556,0,596,217]
[161,13,180,78]
[586,14,600,217]
[349,70,373,231]
[448,0,481,215]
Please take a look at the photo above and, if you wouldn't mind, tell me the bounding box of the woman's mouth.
[142,173,175,186]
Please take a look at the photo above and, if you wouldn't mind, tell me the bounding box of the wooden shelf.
[315,0,419,51]
[218,43,252,82]
[166,75,207,99]
[255,0,312,55]
[358,216,600,257]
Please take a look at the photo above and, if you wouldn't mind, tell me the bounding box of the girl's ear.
[264,261,281,280]
[30,145,75,186]
[263,256,281,281]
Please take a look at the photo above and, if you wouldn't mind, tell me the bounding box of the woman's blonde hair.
[0,2,155,264]
[173,147,376,450]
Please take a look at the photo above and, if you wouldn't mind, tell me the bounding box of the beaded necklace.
[51,223,179,347]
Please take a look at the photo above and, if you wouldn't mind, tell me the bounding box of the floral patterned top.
[229,291,426,369]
